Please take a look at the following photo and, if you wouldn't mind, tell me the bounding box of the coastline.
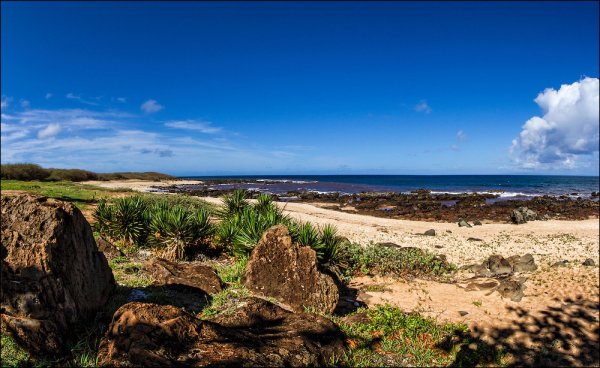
[80,179,599,267]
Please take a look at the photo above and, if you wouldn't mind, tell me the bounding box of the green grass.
[214,257,248,284]
[0,180,129,210]
[199,283,251,319]
[108,256,154,287]
[329,306,507,367]
[1,334,31,367]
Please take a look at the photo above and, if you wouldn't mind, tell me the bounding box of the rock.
[446,230,452,233]
[434,245,444,249]
[485,255,513,275]
[458,218,472,227]
[458,311,469,316]
[379,242,402,248]
[423,229,436,236]
[473,220,482,226]
[467,237,483,242]
[592,191,599,198]
[511,207,538,224]
[468,264,492,277]
[552,260,569,267]
[242,225,339,313]
[142,258,222,295]
[1,194,115,355]
[497,279,524,302]
[95,236,124,259]
[508,253,538,272]
[97,298,346,367]
[583,258,596,266]
[465,279,499,291]
[511,209,526,224]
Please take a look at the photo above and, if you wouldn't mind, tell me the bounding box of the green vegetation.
[1,163,174,182]
[330,305,506,367]
[339,242,456,280]
[1,334,31,367]
[108,256,154,287]
[94,195,215,260]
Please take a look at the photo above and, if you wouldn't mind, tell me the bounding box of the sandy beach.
[82,179,203,192]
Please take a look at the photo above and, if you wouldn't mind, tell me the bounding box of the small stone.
[434,245,444,249]
[473,220,482,226]
[467,237,483,242]
[446,230,453,233]
[583,258,595,266]
[552,260,569,267]
[424,229,436,236]
[458,218,472,228]
[458,311,469,317]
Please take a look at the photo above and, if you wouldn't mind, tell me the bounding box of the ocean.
[180,175,600,198]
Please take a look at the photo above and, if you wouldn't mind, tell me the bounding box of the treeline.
[0,163,174,182]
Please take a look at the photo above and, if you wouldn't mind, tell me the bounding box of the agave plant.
[150,205,197,261]
[110,196,148,247]
[253,193,274,215]
[220,189,249,219]
[318,224,347,267]
[214,219,240,249]
[193,208,214,240]
[93,199,115,238]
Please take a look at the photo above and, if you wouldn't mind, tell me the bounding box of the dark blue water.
[181,175,600,198]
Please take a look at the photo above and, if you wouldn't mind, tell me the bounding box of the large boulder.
[1,194,115,355]
[507,253,538,272]
[511,206,538,224]
[97,298,346,367]
[142,257,222,295]
[242,225,339,313]
[95,236,124,259]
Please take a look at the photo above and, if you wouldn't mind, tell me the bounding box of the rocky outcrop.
[1,194,115,355]
[142,257,222,295]
[242,225,339,313]
[511,206,538,224]
[97,298,346,367]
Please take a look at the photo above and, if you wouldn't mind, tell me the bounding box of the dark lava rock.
[242,225,339,313]
[458,311,469,317]
[423,229,436,236]
[583,258,596,266]
[473,220,482,226]
[1,194,115,355]
[467,237,484,242]
[143,257,222,295]
[458,218,472,227]
[511,206,538,224]
[97,298,346,367]
[95,236,124,259]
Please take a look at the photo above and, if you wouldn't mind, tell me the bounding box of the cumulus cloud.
[37,123,61,139]
[20,99,30,109]
[116,97,127,103]
[165,120,221,134]
[414,100,432,114]
[510,77,599,170]
[141,99,164,113]
[456,130,466,141]
[45,93,53,99]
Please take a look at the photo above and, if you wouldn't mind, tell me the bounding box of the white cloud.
[116,97,127,103]
[456,130,466,141]
[415,100,432,114]
[1,96,13,110]
[66,93,99,106]
[45,93,53,99]
[165,120,221,134]
[20,99,30,109]
[140,99,163,114]
[37,123,61,139]
[510,77,599,170]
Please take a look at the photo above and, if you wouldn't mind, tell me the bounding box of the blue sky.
[1,1,599,175]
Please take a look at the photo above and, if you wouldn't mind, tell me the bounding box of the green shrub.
[220,189,250,218]
[340,242,456,279]
[92,199,115,237]
[0,163,49,180]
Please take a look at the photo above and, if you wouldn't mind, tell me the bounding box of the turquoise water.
[182,175,600,197]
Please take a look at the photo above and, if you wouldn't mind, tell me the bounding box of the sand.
[198,196,599,267]
[82,179,203,192]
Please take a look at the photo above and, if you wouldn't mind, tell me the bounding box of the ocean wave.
[256,179,319,184]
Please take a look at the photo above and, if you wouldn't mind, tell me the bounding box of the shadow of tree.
[437,298,600,367]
